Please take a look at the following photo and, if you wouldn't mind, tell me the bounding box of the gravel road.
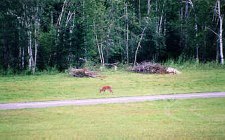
[0,92,225,110]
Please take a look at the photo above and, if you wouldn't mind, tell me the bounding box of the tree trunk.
[158,1,165,34]
[138,0,141,23]
[179,4,184,48]
[196,47,199,63]
[56,0,67,53]
[28,29,34,72]
[194,13,199,62]
[22,47,25,69]
[147,0,151,15]
[57,0,67,27]
[218,0,224,64]
[134,27,147,67]
[158,15,163,34]
[93,22,104,66]
[100,38,105,66]
[125,2,129,64]
[216,39,219,63]
[33,6,40,74]
[163,17,167,36]
[184,0,189,49]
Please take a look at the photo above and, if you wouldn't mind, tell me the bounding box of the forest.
[0,0,224,73]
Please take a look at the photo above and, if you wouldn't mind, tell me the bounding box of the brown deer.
[99,86,113,93]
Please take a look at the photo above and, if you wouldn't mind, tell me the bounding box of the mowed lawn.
[0,98,225,139]
[0,69,225,103]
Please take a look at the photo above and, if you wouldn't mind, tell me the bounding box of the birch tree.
[134,27,147,66]
[125,2,129,63]
[8,0,41,73]
[215,0,224,64]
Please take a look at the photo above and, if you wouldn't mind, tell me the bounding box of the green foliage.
[0,0,224,73]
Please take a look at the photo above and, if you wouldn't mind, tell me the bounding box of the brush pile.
[130,62,181,74]
[68,68,98,77]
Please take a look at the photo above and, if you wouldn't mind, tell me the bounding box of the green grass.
[0,68,225,103]
[0,98,225,139]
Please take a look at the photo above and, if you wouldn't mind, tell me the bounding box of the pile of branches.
[131,62,167,74]
[130,62,181,74]
[68,68,98,78]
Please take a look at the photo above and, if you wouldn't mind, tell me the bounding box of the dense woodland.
[0,0,224,73]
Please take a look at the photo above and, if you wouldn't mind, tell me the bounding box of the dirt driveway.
[0,92,225,110]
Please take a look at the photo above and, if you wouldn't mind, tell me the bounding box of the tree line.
[0,0,224,73]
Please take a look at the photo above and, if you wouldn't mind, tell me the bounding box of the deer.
[99,86,113,93]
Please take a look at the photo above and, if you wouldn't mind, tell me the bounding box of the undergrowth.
[0,59,224,76]
[164,59,225,70]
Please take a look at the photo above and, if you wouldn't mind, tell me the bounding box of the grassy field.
[1,65,225,139]
[0,68,225,103]
[0,98,225,139]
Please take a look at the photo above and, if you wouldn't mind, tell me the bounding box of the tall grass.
[164,58,225,70]
[0,66,60,76]
[1,59,224,76]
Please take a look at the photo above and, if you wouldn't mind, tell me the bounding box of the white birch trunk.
[57,0,67,27]
[147,0,151,15]
[195,21,199,62]
[184,0,189,49]
[28,29,34,71]
[93,22,104,65]
[218,0,224,64]
[22,47,25,69]
[138,0,141,22]
[100,39,105,66]
[33,6,40,74]
[34,28,38,73]
[192,1,199,63]
[163,18,167,36]
[134,27,147,67]
[56,0,67,48]
[158,1,165,34]
[125,2,129,64]
[158,15,163,34]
